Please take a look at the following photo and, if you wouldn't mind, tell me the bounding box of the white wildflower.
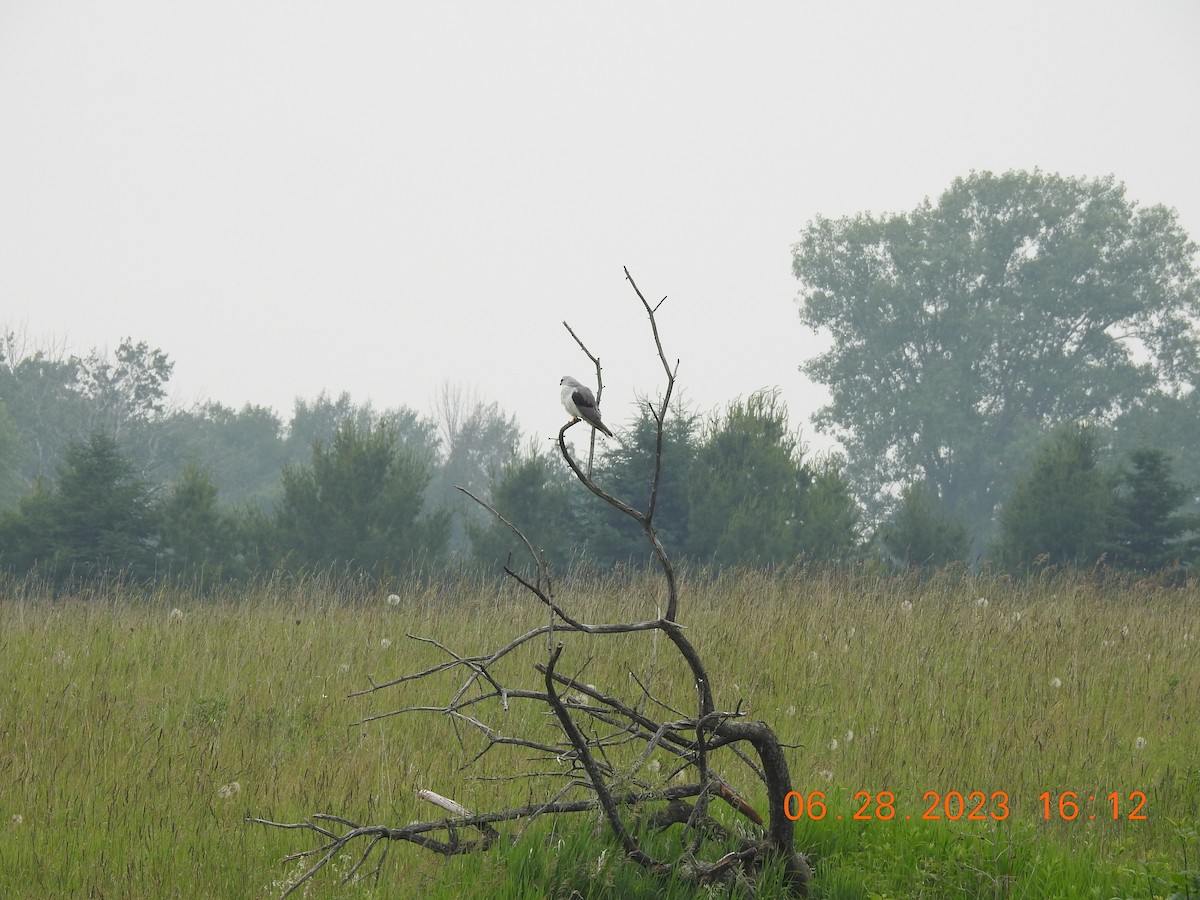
[845,729,855,743]
[817,769,834,782]
[1120,625,1130,639]
[11,814,23,826]
[828,738,839,751]
[785,705,797,717]
[168,608,184,622]
[1134,736,1146,750]
[899,600,913,613]
[1049,677,1062,689]
[217,781,242,799]
[386,593,401,606]
[976,597,989,608]
[338,663,350,674]
[380,638,392,649]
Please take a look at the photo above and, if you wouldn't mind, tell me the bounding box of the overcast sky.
[2,2,1197,455]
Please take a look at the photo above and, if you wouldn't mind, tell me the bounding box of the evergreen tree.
[794,453,861,563]
[0,431,156,583]
[0,400,28,512]
[581,399,699,565]
[879,479,969,568]
[285,391,378,461]
[1110,447,1198,571]
[685,390,810,566]
[1110,391,1200,528]
[273,420,449,574]
[467,444,577,574]
[156,463,242,581]
[0,481,56,575]
[52,432,157,580]
[994,424,1113,569]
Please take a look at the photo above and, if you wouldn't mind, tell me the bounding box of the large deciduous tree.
[1,332,178,488]
[76,338,173,439]
[1,330,90,485]
[792,170,1200,546]
[426,383,521,556]
[150,401,289,508]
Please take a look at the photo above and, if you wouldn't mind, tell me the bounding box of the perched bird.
[560,375,614,437]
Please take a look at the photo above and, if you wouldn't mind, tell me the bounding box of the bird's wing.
[571,384,599,412]
[562,379,612,436]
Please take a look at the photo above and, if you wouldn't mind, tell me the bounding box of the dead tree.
[250,269,812,897]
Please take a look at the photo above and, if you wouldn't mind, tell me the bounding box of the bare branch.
[561,320,604,474]
[455,485,548,593]
[543,643,671,875]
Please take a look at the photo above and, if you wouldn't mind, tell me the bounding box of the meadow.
[1,567,1197,898]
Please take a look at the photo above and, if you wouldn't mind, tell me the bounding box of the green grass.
[1,568,1197,898]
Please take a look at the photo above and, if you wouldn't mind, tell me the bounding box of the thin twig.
[562,320,603,475]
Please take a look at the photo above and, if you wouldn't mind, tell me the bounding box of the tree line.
[1,345,1194,587]
[2,169,1198,586]
[0,347,862,585]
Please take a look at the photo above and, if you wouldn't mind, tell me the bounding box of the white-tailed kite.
[560,376,614,437]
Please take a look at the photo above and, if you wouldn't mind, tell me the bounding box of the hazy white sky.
[2,2,1197,454]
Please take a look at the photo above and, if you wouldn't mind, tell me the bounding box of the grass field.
[1,567,1197,898]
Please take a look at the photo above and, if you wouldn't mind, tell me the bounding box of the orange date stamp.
[784,790,1148,822]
